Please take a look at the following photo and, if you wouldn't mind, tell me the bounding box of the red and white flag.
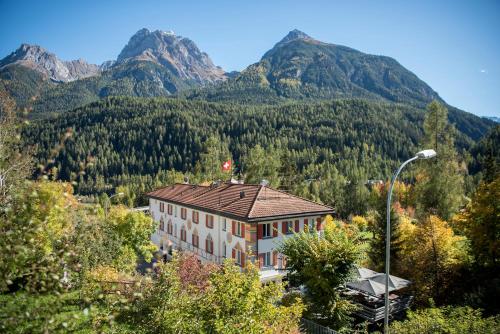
[222,160,231,171]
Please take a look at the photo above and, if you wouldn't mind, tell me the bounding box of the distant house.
[146,182,334,282]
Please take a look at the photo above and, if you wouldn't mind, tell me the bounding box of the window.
[235,249,243,265]
[192,233,199,248]
[174,224,177,237]
[174,205,177,217]
[222,242,227,258]
[159,202,164,212]
[222,218,227,231]
[308,219,315,232]
[167,204,173,215]
[167,220,173,235]
[304,218,314,232]
[180,226,186,242]
[232,221,245,237]
[206,214,214,228]
[159,218,164,231]
[263,252,272,267]
[192,210,199,224]
[282,221,294,234]
[206,235,213,254]
[181,208,187,219]
[262,223,272,238]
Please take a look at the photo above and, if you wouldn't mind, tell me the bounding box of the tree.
[368,184,403,273]
[455,175,500,268]
[244,144,282,188]
[278,221,363,329]
[0,90,32,208]
[390,305,500,334]
[339,170,370,218]
[132,253,304,333]
[453,175,500,314]
[196,135,232,182]
[0,181,79,292]
[106,205,158,272]
[414,101,464,220]
[398,215,469,305]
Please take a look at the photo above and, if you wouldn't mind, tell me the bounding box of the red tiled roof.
[146,183,334,222]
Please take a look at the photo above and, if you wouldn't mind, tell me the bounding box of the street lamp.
[104,192,124,218]
[384,149,436,333]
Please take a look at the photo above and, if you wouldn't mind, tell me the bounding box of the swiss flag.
[222,160,231,171]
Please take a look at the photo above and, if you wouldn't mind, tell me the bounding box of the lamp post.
[384,149,436,333]
[104,192,124,219]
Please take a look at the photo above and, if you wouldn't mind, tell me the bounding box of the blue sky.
[1,0,499,117]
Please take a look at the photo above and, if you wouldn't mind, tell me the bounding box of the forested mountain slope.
[23,96,480,195]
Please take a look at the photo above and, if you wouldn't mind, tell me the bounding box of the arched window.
[159,217,164,232]
[180,225,186,242]
[167,219,173,235]
[206,234,214,254]
[192,229,199,248]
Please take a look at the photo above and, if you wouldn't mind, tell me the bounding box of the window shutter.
[304,218,308,231]
[205,239,208,252]
[232,248,236,259]
[316,217,322,231]
[241,223,245,238]
[241,253,245,268]
[282,221,287,234]
[258,253,264,268]
[272,251,278,267]
[273,222,278,237]
[232,221,236,235]
[295,220,300,232]
[257,224,263,239]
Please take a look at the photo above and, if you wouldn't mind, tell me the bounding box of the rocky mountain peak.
[116,28,225,84]
[0,43,99,82]
[276,29,314,46]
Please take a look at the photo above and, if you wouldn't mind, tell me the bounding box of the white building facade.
[147,183,334,281]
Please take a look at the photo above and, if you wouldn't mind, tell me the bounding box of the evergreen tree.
[244,144,282,187]
[368,184,402,273]
[415,101,464,220]
[196,135,232,182]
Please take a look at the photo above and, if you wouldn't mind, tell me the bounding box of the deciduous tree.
[278,221,363,329]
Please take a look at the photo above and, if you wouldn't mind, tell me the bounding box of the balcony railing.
[162,233,225,264]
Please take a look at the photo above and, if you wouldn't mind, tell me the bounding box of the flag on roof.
[222,160,231,171]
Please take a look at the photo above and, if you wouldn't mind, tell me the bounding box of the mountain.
[0,28,495,142]
[116,28,225,84]
[0,29,226,115]
[189,29,441,105]
[0,44,100,82]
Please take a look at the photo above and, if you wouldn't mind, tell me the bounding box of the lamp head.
[415,149,437,159]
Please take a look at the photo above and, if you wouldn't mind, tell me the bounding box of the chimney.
[240,191,245,199]
[260,179,269,187]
